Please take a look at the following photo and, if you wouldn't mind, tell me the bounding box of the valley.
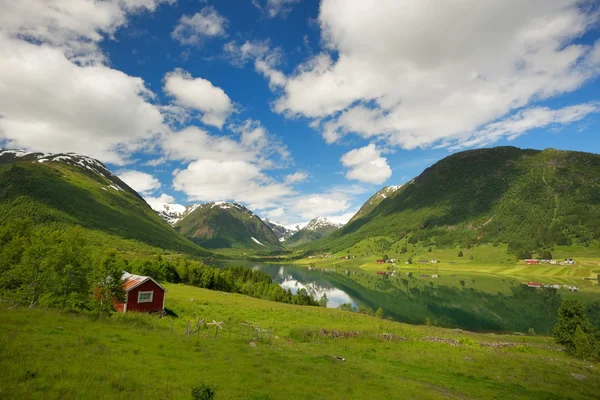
[2,146,600,399]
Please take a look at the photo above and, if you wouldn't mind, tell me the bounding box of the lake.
[218,260,581,334]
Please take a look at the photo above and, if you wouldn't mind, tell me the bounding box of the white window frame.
[137,291,154,303]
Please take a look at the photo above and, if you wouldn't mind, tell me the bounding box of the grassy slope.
[347,186,400,224]
[175,203,283,250]
[306,147,600,254]
[0,159,208,256]
[1,284,598,399]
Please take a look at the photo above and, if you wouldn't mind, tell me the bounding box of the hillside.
[1,284,597,399]
[306,147,600,255]
[348,185,402,223]
[173,202,283,250]
[285,217,342,248]
[0,149,208,256]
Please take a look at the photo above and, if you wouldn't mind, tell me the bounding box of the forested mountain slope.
[305,147,600,255]
[0,150,208,256]
[174,202,283,250]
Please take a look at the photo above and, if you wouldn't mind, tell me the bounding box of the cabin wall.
[127,280,165,312]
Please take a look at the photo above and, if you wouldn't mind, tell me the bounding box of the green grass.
[1,284,599,399]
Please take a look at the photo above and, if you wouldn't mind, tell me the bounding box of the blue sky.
[1,0,599,225]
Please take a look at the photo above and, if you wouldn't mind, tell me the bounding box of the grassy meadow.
[1,283,599,399]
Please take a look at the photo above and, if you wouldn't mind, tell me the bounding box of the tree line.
[0,219,319,315]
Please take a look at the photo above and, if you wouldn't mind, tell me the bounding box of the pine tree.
[553,300,595,355]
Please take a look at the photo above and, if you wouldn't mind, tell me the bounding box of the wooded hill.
[305,147,600,256]
[0,150,209,256]
[174,202,284,250]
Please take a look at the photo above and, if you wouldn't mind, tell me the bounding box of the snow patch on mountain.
[251,237,265,246]
[305,216,343,231]
[148,202,201,225]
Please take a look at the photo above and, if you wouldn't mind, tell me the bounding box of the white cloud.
[163,69,233,129]
[251,0,301,19]
[284,171,308,184]
[290,194,350,219]
[118,170,161,194]
[171,6,227,45]
[268,0,600,150]
[162,121,289,167]
[340,144,392,185]
[0,0,171,165]
[145,193,176,204]
[223,40,287,89]
[448,102,600,150]
[173,160,293,208]
[0,0,173,62]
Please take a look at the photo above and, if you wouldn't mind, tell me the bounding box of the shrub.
[527,328,535,336]
[191,383,215,400]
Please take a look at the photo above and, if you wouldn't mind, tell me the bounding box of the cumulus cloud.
[118,170,161,194]
[267,0,600,149]
[284,172,308,184]
[163,69,233,129]
[447,102,600,150]
[173,160,293,208]
[162,121,289,167]
[145,193,176,204]
[251,0,301,19]
[223,40,287,89]
[171,6,227,45]
[0,0,171,164]
[340,144,392,185]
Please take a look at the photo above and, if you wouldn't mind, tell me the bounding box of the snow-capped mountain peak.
[305,216,342,231]
[147,202,202,225]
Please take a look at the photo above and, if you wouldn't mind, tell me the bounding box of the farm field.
[1,283,599,400]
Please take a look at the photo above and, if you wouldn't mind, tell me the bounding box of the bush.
[191,383,215,400]
[527,328,535,336]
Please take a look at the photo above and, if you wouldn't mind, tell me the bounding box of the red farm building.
[525,259,539,265]
[114,272,167,313]
[376,260,385,264]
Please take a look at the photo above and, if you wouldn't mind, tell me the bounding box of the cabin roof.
[122,272,167,293]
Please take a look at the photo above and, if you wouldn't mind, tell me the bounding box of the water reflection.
[218,260,572,334]
[221,261,357,309]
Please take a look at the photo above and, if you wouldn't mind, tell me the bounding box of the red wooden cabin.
[114,272,167,313]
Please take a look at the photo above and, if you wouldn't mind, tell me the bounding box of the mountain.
[263,219,299,242]
[0,149,208,256]
[173,202,283,250]
[348,185,402,223]
[285,217,342,248]
[148,202,201,225]
[306,146,600,255]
